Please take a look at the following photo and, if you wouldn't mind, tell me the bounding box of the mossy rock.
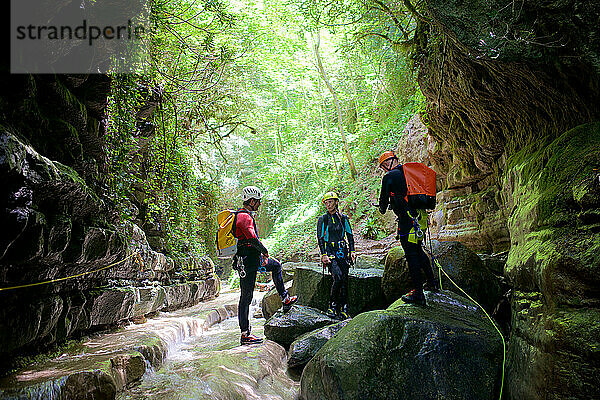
[281,262,302,282]
[62,370,117,400]
[300,291,503,400]
[503,123,600,399]
[354,255,382,269]
[381,246,410,302]
[288,319,350,369]
[507,290,600,400]
[291,264,387,316]
[261,280,295,320]
[504,123,600,304]
[263,305,340,348]
[382,241,502,312]
[430,240,503,312]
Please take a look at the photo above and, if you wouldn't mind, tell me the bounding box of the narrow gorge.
[2,0,599,399]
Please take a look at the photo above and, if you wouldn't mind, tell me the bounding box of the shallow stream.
[117,289,299,400]
[0,286,299,400]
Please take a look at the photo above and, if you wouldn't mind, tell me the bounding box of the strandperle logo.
[15,19,145,47]
[11,0,150,74]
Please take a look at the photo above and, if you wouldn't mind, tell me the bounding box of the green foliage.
[105,0,426,266]
[362,213,386,240]
[105,75,146,221]
[105,0,237,263]
[228,271,240,289]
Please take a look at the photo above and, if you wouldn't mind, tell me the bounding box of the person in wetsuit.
[234,185,297,345]
[317,191,356,319]
[378,151,437,305]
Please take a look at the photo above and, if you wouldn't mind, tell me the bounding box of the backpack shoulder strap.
[341,214,352,234]
[232,209,245,238]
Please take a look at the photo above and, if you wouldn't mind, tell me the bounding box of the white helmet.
[242,186,263,201]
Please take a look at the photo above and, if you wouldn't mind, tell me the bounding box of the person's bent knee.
[266,257,282,272]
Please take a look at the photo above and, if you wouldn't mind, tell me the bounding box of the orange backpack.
[402,162,437,209]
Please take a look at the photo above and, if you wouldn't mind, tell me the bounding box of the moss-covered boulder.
[288,319,350,369]
[430,240,503,311]
[300,291,503,400]
[381,246,410,302]
[264,305,340,348]
[354,255,382,269]
[502,123,600,400]
[381,241,503,312]
[292,263,387,316]
[281,262,302,282]
[261,280,295,320]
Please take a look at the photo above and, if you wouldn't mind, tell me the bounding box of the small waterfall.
[150,316,204,357]
[1,290,241,400]
[1,376,67,400]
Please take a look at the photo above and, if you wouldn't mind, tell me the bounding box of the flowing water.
[0,286,299,400]
[117,288,299,400]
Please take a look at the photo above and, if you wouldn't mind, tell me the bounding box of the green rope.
[433,258,506,400]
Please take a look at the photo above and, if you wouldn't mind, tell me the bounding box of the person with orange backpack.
[234,186,297,345]
[377,151,438,305]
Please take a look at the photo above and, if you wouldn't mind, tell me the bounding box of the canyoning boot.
[338,304,351,320]
[326,302,338,319]
[401,289,426,305]
[282,294,298,312]
[241,331,264,345]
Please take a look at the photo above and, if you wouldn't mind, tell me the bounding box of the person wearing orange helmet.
[317,191,356,319]
[377,152,437,305]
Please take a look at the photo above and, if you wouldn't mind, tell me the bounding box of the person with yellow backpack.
[377,151,438,305]
[231,186,297,345]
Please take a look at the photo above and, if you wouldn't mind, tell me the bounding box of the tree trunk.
[317,78,339,176]
[312,30,357,180]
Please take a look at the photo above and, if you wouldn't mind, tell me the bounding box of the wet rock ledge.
[0,295,238,399]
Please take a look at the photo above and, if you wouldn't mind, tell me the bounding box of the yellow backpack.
[215,210,239,258]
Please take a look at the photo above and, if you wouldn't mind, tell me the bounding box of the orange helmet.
[378,151,397,167]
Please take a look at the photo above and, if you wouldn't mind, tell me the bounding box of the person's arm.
[343,216,357,262]
[317,216,330,264]
[248,237,269,256]
[379,175,390,214]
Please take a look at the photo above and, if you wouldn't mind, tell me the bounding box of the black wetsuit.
[317,212,355,310]
[379,165,435,291]
[234,209,288,334]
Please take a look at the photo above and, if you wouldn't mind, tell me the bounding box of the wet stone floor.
[118,292,300,400]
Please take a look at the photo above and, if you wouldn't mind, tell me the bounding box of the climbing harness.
[394,209,427,243]
[0,251,142,292]
[232,255,246,278]
[424,217,506,400]
[258,255,267,273]
[334,241,348,259]
[408,209,429,244]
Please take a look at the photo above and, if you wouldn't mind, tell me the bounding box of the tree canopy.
[106,0,425,267]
